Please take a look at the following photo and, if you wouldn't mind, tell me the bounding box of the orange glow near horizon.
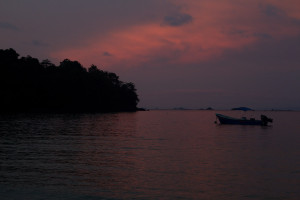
[51,0,300,69]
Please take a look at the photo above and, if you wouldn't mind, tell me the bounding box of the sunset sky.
[1,0,300,110]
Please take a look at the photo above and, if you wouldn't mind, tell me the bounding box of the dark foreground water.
[0,110,299,200]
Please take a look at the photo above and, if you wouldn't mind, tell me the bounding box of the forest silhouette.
[0,48,139,113]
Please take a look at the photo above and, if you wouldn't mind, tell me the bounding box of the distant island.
[0,48,139,113]
[173,107,214,110]
[231,107,253,111]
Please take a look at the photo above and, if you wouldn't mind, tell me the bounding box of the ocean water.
[0,110,299,200]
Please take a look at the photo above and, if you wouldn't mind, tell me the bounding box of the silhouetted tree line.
[0,48,139,113]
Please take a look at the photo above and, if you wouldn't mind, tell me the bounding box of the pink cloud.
[51,0,300,69]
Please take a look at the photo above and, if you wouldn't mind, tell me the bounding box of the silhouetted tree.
[0,48,139,113]
[41,59,55,68]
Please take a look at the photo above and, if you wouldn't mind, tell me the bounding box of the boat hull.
[216,113,263,125]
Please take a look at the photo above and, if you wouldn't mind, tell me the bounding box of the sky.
[1,0,300,110]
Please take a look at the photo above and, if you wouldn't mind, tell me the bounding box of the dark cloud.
[262,4,284,17]
[103,51,113,56]
[163,13,193,26]
[224,29,272,39]
[253,32,272,39]
[222,28,248,38]
[32,40,49,47]
[260,3,300,27]
[0,22,19,31]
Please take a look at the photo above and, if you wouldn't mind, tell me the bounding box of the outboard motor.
[261,115,273,126]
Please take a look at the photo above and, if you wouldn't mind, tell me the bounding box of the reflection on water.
[0,111,300,199]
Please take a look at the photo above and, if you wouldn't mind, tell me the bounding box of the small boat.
[216,113,273,126]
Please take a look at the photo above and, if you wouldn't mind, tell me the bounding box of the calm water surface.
[0,111,299,199]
